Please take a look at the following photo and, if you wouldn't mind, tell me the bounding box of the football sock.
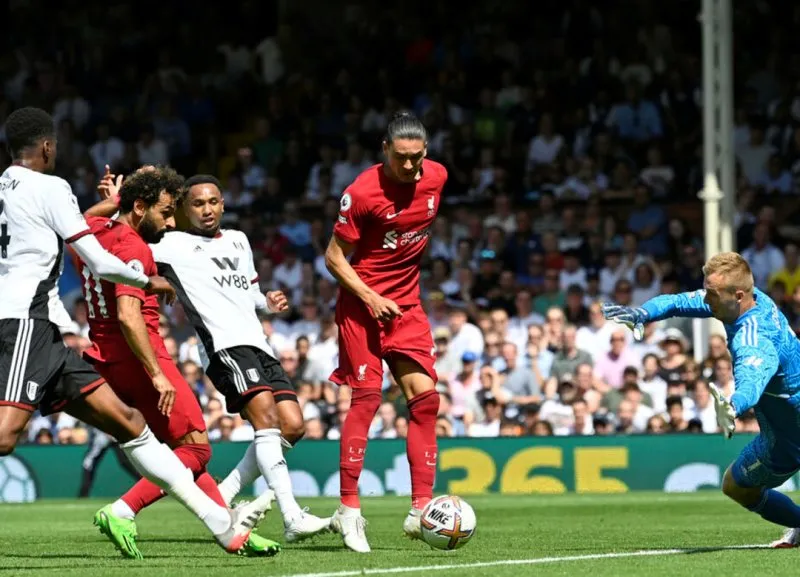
[119,427,230,534]
[339,389,381,509]
[119,443,226,513]
[407,390,439,511]
[254,429,303,522]
[747,489,800,527]
[218,443,259,506]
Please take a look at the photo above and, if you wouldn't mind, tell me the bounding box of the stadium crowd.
[4,0,800,446]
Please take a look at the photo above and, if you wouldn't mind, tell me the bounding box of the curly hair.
[119,166,185,214]
[5,107,55,158]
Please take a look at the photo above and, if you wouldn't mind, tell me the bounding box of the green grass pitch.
[0,493,797,576]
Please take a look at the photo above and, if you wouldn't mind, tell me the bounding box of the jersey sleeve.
[641,290,713,321]
[42,179,91,243]
[113,237,155,301]
[332,187,369,244]
[730,341,780,415]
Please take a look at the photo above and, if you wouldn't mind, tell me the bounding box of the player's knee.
[0,434,16,456]
[350,388,383,416]
[721,466,759,505]
[111,407,147,443]
[280,407,305,444]
[408,390,440,421]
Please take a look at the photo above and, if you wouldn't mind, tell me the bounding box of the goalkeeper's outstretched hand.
[601,302,648,341]
[709,383,736,439]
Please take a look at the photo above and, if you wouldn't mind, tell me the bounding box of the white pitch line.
[280,545,770,577]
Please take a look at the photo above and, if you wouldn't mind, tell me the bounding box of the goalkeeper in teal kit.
[603,252,800,548]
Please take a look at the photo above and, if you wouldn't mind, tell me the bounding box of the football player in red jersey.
[326,111,447,553]
[74,166,278,559]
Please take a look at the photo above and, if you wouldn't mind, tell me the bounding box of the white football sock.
[254,428,303,522]
[339,504,361,517]
[110,499,136,520]
[119,426,230,534]
[218,443,260,506]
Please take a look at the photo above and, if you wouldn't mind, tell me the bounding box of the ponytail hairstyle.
[384,110,428,144]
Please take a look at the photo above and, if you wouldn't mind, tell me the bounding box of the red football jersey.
[76,216,166,364]
[333,159,447,305]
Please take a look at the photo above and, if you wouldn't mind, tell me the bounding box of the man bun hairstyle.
[385,110,427,144]
[5,107,55,158]
[119,165,185,214]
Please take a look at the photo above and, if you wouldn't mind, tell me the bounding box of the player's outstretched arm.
[71,235,149,288]
[117,295,176,416]
[603,290,712,340]
[640,290,713,322]
[324,235,402,321]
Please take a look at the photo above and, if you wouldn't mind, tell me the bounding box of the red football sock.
[121,443,225,513]
[407,390,439,510]
[339,388,382,509]
[196,472,226,507]
[174,444,227,507]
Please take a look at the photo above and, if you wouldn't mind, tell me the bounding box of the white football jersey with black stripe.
[150,229,272,368]
[0,165,89,327]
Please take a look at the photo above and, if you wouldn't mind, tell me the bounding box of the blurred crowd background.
[5,0,800,446]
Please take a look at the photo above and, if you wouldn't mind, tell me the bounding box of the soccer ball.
[0,455,37,503]
[420,495,476,550]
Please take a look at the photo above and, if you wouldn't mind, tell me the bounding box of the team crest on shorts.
[246,368,260,383]
[26,381,39,400]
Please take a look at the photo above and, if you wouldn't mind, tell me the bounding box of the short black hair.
[184,174,222,191]
[385,111,427,144]
[119,166,184,214]
[5,107,55,158]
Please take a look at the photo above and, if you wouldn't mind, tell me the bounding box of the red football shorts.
[330,293,437,389]
[93,354,206,443]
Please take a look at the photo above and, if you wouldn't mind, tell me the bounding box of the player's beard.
[139,214,167,244]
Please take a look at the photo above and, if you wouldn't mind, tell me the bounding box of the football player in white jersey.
[90,172,330,543]
[0,108,273,554]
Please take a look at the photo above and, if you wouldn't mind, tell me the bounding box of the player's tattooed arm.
[117,295,176,416]
[324,235,402,322]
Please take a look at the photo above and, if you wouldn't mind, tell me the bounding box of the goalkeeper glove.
[709,383,736,439]
[601,303,648,341]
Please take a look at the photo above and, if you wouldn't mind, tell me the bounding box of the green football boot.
[238,533,282,557]
[93,504,143,560]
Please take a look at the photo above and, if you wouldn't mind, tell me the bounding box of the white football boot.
[402,508,423,540]
[330,506,371,553]
[771,528,800,548]
[284,509,331,543]
[215,490,275,554]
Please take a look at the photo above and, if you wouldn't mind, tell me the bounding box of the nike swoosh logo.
[348,457,364,463]
[386,211,402,219]
[426,461,436,466]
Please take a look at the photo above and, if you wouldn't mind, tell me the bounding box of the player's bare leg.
[66,384,270,554]
[390,355,439,540]
[217,391,329,542]
[722,465,800,547]
[330,383,381,553]
[0,405,34,456]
